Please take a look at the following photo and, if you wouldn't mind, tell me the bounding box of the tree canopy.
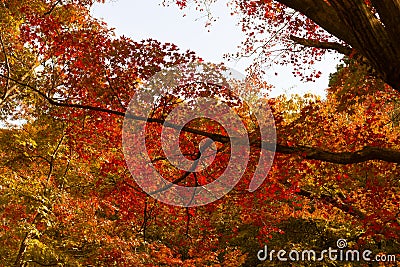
[0,0,399,266]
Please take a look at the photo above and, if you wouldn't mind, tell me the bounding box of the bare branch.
[289,35,352,55]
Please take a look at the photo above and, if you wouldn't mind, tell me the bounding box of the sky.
[90,0,342,97]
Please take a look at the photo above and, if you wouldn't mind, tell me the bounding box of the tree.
[1,0,400,266]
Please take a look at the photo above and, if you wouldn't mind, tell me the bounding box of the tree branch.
[24,260,59,266]
[278,0,358,46]
[3,73,400,165]
[295,186,365,220]
[43,0,63,16]
[0,32,11,99]
[289,35,352,55]
[274,144,400,164]
[277,0,400,90]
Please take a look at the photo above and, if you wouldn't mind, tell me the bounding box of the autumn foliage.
[0,0,399,266]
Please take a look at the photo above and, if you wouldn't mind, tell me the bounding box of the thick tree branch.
[42,91,400,165]
[371,0,400,42]
[277,0,400,90]
[3,73,400,165]
[295,186,365,220]
[43,0,62,16]
[274,144,400,164]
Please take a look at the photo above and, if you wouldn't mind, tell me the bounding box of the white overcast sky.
[90,0,341,97]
